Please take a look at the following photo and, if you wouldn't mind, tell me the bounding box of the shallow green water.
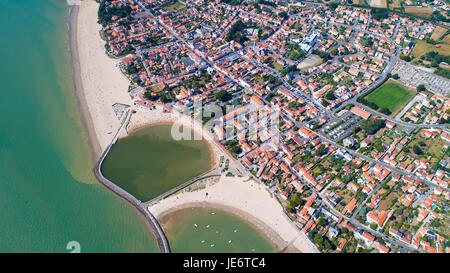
[101,125,212,201]
[0,0,159,252]
[161,207,278,253]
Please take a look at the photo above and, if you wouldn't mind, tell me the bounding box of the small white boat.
[211,212,216,215]
[201,240,205,244]
[194,224,198,227]
[228,240,232,244]
[233,229,238,233]
[210,244,215,247]
[206,225,210,228]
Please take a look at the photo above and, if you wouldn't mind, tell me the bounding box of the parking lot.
[392,60,450,96]
[321,112,362,141]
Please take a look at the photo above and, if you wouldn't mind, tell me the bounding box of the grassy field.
[366,80,416,115]
[151,85,161,92]
[394,132,445,167]
[273,61,284,72]
[407,133,445,159]
[378,189,400,211]
[298,54,323,72]
[162,1,185,11]
[411,37,450,58]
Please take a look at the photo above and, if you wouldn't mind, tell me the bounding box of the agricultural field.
[430,26,448,41]
[353,0,368,4]
[442,35,450,47]
[389,0,402,8]
[369,0,387,8]
[365,80,416,115]
[411,37,450,59]
[405,6,434,18]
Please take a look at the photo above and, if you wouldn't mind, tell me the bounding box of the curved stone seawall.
[93,142,171,253]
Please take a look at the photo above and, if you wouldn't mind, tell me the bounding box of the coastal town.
[93,0,450,253]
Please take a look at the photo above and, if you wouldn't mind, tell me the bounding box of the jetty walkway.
[142,168,221,206]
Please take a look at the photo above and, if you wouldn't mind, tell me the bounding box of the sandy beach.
[70,0,131,160]
[71,0,317,253]
[149,176,319,253]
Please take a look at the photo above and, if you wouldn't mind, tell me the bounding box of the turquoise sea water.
[0,0,159,252]
[0,0,277,253]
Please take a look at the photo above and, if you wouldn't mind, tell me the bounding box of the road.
[232,71,424,252]
[133,2,449,252]
[320,202,421,253]
[314,127,449,193]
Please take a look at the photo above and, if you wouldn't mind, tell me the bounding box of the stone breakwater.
[93,141,171,253]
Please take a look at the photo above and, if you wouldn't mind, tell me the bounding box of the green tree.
[360,119,385,135]
[325,90,336,100]
[417,84,426,92]
[225,20,248,45]
[413,144,423,155]
[400,54,411,62]
[230,144,242,155]
[379,108,392,115]
[314,233,323,245]
[318,217,327,226]
[290,194,301,207]
[215,90,232,102]
[285,204,295,213]
[159,93,169,103]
